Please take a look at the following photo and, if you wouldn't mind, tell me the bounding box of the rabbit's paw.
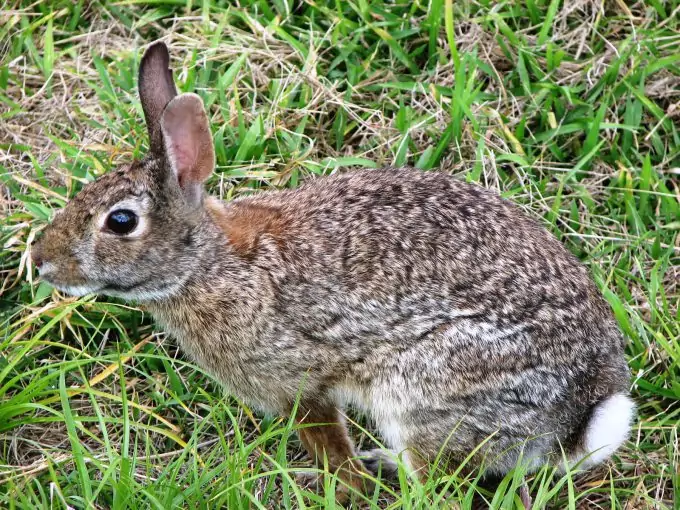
[296,468,373,505]
[336,468,375,505]
[295,471,322,491]
[359,449,399,481]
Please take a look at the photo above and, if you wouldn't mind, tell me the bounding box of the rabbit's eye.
[106,209,138,235]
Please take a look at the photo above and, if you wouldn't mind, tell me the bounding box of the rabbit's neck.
[144,246,279,409]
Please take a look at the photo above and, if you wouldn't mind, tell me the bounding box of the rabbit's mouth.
[37,263,104,297]
[42,279,104,297]
[53,282,104,297]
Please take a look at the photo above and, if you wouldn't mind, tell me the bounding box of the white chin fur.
[47,282,176,302]
[47,282,178,302]
[52,283,102,297]
[45,279,181,303]
[102,286,178,303]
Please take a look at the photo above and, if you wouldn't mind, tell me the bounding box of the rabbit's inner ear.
[161,93,215,205]
[138,42,177,155]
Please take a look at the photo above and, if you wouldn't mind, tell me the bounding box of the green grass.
[1,0,679,508]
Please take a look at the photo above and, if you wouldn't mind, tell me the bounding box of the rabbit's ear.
[161,93,215,206]
[139,41,177,155]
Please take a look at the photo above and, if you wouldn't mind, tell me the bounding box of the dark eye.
[106,209,138,235]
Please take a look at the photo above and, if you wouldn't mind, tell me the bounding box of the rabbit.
[31,41,635,500]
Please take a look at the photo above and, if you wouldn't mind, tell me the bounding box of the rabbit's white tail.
[569,393,635,469]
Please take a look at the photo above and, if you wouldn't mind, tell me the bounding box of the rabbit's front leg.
[295,404,373,501]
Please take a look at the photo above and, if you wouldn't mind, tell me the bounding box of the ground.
[0,0,678,508]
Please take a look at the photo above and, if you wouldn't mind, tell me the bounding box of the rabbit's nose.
[31,242,44,269]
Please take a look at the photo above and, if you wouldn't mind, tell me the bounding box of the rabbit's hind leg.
[295,404,373,501]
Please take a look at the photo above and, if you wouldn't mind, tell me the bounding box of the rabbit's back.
[251,167,624,358]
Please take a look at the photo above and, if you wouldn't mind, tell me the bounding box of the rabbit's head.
[32,42,216,301]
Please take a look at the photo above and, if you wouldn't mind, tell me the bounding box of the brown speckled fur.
[32,42,632,498]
